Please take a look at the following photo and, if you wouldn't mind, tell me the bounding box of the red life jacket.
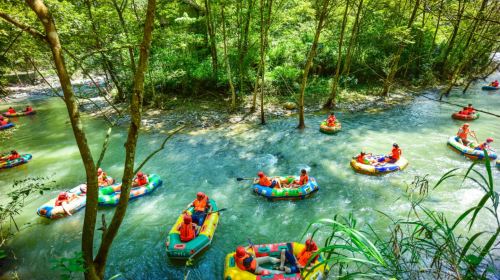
[299,174,309,185]
[179,223,196,242]
[259,176,272,187]
[136,176,148,186]
[7,108,15,114]
[235,253,256,272]
[357,155,365,164]
[193,197,208,212]
[457,127,469,140]
[391,148,401,160]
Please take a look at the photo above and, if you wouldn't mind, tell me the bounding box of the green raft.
[98,174,162,206]
[166,199,220,259]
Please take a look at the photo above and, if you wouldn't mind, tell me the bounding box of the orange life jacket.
[391,148,401,160]
[457,127,469,140]
[193,197,208,212]
[477,142,488,150]
[299,174,309,185]
[135,176,148,186]
[7,109,15,114]
[357,155,365,164]
[179,223,196,242]
[259,176,272,187]
[9,154,20,160]
[98,172,108,184]
[297,248,315,267]
[0,120,7,126]
[235,253,256,272]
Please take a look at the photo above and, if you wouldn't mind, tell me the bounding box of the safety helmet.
[236,246,247,257]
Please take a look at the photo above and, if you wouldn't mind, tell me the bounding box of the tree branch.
[0,11,46,42]
[134,125,186,173]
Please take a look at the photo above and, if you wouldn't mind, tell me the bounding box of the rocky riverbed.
[3,75,430,133]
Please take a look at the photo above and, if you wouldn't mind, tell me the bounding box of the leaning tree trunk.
[92,0,156,277]
[221,1,237,111]
[342,0,363,82]
[298,0,331,129]
[323,0,349,109]
[381,0,420,97]
[205,0,218,79]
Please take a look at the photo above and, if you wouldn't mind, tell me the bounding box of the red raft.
[451,112,479,121]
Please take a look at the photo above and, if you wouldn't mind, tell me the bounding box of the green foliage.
[303,154,500,279]
[50,252,86,280]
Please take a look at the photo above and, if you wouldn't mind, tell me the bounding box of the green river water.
[0,79,499,279]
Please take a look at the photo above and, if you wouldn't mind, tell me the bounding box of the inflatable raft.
[253,176,319,200]
[447,136,497,161]
[0,154,32,170]
[37,184,87,219]
[2,110,36,117]
[98,174,162,206]
[319,121,341,134]
[482,86,499,91]
[166,199,219,259]
[350,155,409,175]
[452,112,479,121]
[224,242,328,280]
[0,123,14,130]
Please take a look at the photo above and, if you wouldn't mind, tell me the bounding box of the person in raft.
[474,138,494,151]
[132,171,148,187]
[0,118,9,126]
[326,112,336,126]
[24,105,33,112]
[186,192,211,226]
[234,246,285,275]
[458,107,468,115]
[255,171,281,189]
[54,192,78,216]
[456,123,476,147]
[278,238,319,273]
[490,80,499,87]
[465,104,476,115]
[378,143,402,164]
[356,152,378,165]
[7,107,16,114]
[97,168,113,186]
[178,214,198,242]
[8,150,20,160]
[286,169,309,188]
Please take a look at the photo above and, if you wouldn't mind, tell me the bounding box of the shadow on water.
[0,79,499,278]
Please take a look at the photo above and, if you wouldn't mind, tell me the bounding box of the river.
[0,76,499,279]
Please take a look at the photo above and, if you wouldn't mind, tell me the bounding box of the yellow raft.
[350,156,409,175]
[224,242,327,280]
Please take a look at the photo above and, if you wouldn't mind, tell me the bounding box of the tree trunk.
[239,0,254,94]
[323,0,349,109]
[430,0,444,51]
[381,0,420,97]
[221,1,237,111]
[92,1,156,277]
[298,0,331,129]
[22,0,99,278]
[342,0,363,82]
[112,0,137,75]
[204,0,218,79]
[84,0,126,101]
[440,0,466,75]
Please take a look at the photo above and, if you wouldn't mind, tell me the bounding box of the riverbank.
[3,76,438,132]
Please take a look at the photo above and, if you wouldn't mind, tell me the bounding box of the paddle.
[203,208,227,216]
[237,177,254,181]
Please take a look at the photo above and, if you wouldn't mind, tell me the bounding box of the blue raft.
[482,86,499,91]
[253,176,319,200]
[0,123,14,130]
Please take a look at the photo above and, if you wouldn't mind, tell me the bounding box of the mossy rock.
[283,102,297,110]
